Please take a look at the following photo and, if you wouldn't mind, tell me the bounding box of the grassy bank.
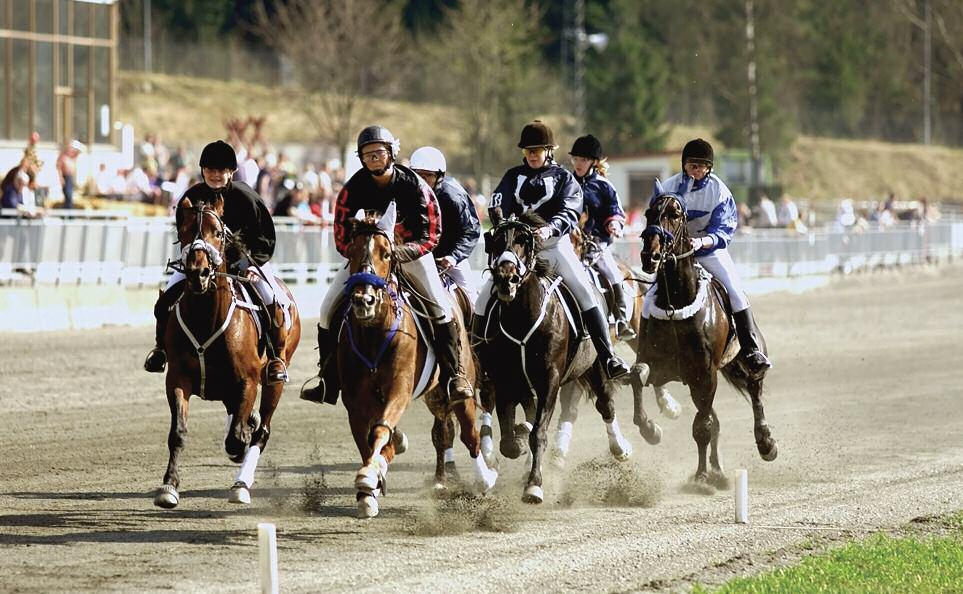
[695,511,963,593]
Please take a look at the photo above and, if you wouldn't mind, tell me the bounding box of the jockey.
[300,126,474,405]
[655,138,772,378]
[475,120,631,381]
[409,146,481,302]
[144,140,290,384]
[568,134,635,341]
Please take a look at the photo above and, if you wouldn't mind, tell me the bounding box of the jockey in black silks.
[143,140,291,384]
[300,125,474,406]
[569,134,635,341]
[473,120,631,381]
[409,145,482,302]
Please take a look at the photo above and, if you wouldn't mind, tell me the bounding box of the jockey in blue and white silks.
[651,138,772,378]
[473,120,630,381]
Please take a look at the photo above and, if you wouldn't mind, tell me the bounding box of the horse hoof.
[471,456,499,494]
[521,485,544,504]
[357,493,379,519]
[759,439,778,461]
[228,481,251,504]
[393,431,408,456]
[641,422,663,445]
[657,393,681,419]
[153,485,179,509]
[355,471,380,493]
[608,438,633,461]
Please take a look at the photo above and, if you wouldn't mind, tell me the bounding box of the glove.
[537,226,554,241]
[690,236,713,251]
[606,220,624,239]
[436,256,456,271]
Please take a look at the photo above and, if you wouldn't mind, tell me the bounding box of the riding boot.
[300,325,340,405]
[144,288,176,372]
[433,319,474,402]
[256,300,288,385]
[733,308,772,379]
[584,306,630,380]
[610,282,637,341]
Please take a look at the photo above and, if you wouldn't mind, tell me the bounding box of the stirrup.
[144,348,167,373]
[744,350,772,379]
[616,320,637,341]
[446,375,475,402]
[300,378,327,404]
[604,356,631,380]
[265,359,289,385]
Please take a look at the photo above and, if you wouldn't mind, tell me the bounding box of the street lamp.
[573,0,608,125]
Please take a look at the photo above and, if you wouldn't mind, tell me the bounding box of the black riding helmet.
[199,140,238,170]
[518,120,557,149]
[569,134,603,160]
[357,125,399,159]
[682,138,713,169]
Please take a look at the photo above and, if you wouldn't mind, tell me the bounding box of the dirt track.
[2,264,962,593]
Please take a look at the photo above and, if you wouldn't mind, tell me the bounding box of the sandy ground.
[2,263,962,593]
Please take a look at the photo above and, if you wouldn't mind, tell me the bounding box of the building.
[1,0,120,201]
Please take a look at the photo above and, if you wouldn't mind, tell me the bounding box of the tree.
[583,0,668,154]
[424,0,563,185]
[252,0,410,157]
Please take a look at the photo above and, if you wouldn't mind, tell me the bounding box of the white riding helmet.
[409,146,447,175]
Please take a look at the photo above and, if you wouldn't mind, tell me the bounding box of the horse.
[153,195,301,509]
[637,193,777,487]
[550,228,684,466]
[476,211,633,504]
[338,203,497,518]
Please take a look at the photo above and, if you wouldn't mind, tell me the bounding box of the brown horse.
[338,203,496,518]
[551,230,682,466]
[153,195,301,509]
[637,193,776,488]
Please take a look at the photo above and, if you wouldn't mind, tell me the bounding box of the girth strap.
[175,297,238,400]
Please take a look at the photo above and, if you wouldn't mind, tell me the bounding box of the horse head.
[487,209,546,303]
[176,195,227,295]
[343,201,397,323]
[639,192,690,281]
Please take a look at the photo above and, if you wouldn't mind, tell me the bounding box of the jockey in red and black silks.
[302,125,474,407]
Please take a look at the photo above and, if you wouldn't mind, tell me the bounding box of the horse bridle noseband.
[489,218,538,286]
[641,194,696,272]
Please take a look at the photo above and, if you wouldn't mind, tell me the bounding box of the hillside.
[118,72,963,203]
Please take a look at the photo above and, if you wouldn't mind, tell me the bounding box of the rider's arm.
[488,171,515,221]
[395,182,441,263]
[600,180,626,237]
[333,185,354,258]
[700,181,738,252]
[447,188,481,263]
[545,172,582,238]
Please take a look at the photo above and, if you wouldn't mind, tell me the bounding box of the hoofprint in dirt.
[1,264,962,592]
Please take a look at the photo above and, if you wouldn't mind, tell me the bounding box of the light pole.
[745,0,762,188]
[573,0,608,125]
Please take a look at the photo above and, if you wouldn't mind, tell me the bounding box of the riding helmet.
[518,120,557,149]
[681,138,714,167]
[199,140,238,170]
[357,125,399,158]
[569,134,603,160]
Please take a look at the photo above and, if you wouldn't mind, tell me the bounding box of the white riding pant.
[442,258,478,303]
[474,234,601,316]
[166,261,289,309]
[319,252,453,330]
[696,248,750,312]
[595,243,623,285]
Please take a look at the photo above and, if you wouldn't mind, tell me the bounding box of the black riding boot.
[733,308,772,379]
[610,282,637,341]
[144,289,176,372]
[257,300,288,385]
[300,325,340,405]
[584,306,630,380]
[434,319,474,401]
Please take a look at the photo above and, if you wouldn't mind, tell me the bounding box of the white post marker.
[734,469,749,524]
[258,522,279,594]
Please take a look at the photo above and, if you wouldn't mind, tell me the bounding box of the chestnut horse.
[153,195,301,509]
[338,203,496,519]
[637,193,777,487]
[477,212,631,504]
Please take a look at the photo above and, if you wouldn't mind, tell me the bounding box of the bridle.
[178,204,228,294]
[488,217,538,288]
[640,194,697,277]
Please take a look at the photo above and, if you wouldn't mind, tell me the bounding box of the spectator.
[1,166,44,218]
[777,194,799,227]
[756,194,779,228]
[56,140,84,209]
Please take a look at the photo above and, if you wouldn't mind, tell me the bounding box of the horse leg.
[551,381,581,467]
[353,393,408,519]
[585,366,634,461]
[654,385,681,419]
[155,380,190,509]
[478,377,496,463]
[706,408,730,489]
[227,381,278,505]
[523,373,560,504]
[454,397,498,494]
[749,378,778,461]
[430,415,449,492]
[495,388,523,460]
[689,381,715,485]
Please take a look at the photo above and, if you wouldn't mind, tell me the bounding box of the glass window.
[12,0,29,31]
[72,93,88,143]
[35,41,54,141]
[73,45,89,143]
[73,1,90,37]
[59,43,69,86]
[0,0,6,29]
[73,44,88,91]
[36,0,54,34]
[93,46,110,143]
[94,3,110,39]
[11,39,31,139]
[58,0,69,35]
[0,39,7,139]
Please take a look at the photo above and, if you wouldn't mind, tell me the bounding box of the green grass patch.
[696,512,963,594]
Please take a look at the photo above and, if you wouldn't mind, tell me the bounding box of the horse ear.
[212,194,225,214]
[652,179,665,203]
[377,201,397,233]
[354,209,365,221]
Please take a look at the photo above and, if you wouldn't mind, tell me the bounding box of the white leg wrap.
[605,418,621,436]
[444,448,455,463]
[234,445,261,488]
[555,421,573,454]
[224,413,234,441]
[480,411,493,427]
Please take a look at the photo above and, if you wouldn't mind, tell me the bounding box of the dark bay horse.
[153,195,301,509]
[551,229,683,466]
[637,193,777,487]
[338,203,496,519]
[477,212,630,504]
